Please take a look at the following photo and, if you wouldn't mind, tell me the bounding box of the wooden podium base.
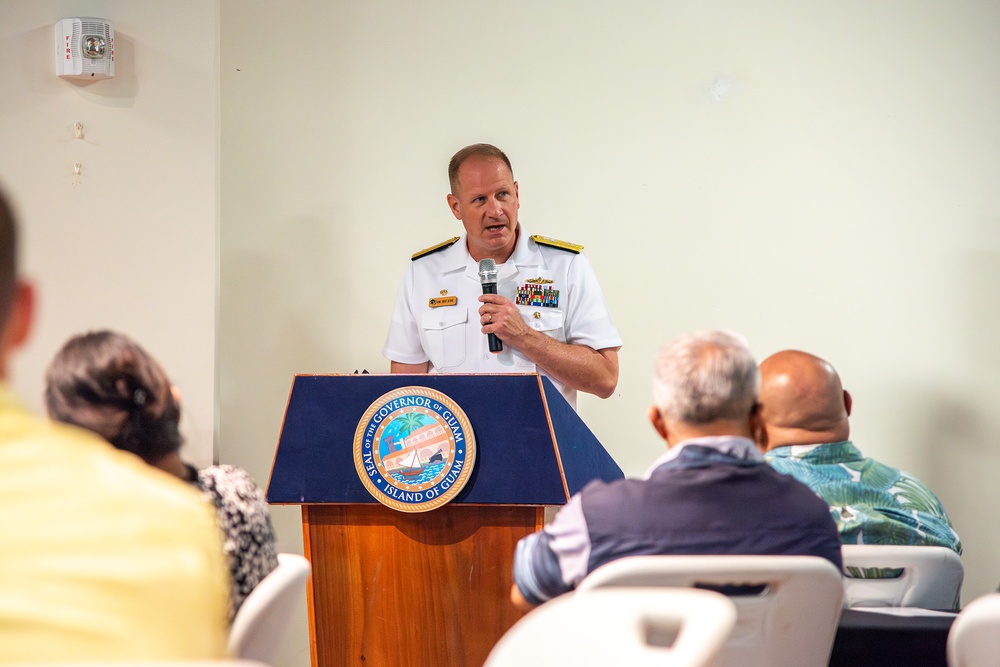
[302,504,542,666]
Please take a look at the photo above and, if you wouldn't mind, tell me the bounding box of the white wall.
[220,8,1000,666]
[0,1,217,468]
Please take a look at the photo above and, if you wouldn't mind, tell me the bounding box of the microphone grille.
[478,258,497,274]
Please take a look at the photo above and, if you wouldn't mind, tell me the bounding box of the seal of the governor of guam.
[353,386,476,513]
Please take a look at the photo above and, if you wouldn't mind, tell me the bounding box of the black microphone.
[478,258,503,353]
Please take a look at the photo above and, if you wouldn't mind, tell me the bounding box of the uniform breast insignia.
[517,279,560,308]
[530,235,583,253]
[411,236,461,261]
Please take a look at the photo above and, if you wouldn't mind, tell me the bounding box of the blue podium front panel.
[267,374,621,506]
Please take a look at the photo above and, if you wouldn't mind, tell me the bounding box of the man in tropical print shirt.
[758,350,961,555]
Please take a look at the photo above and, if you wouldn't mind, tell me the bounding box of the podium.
[267,373,623,666]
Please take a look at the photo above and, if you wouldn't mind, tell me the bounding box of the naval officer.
[382,143,621,408]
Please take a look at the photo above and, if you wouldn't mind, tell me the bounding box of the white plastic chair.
[841,544,963,610]
[484,587,737,667]
[227,553,311,663]
[576,555,844,667]
[947,593,1000,667]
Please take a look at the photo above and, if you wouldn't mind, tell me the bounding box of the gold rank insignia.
[412,236,461,260]
[530,235,583,253]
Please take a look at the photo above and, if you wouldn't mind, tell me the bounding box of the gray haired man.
[511,330,842,609]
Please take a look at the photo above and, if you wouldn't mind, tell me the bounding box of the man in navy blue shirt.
[511,330,842,609]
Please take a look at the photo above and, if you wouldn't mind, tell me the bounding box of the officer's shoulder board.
[411,236,461,261]
[530,235,583,254]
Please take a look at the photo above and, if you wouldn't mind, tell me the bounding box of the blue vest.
[580,445,844,572]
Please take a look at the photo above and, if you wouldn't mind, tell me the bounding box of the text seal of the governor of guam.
[353,386,476,513]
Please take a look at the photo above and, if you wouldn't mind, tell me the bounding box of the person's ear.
[170,385,183,418]
[648,405,669,441]
[750,401,768,451]
[4,280,34,350]
[446,193,462,220]
[843,390,853,417]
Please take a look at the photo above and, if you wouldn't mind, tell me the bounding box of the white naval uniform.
[382,227,622,409]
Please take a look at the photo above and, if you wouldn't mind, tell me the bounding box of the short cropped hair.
[652,331,759,424]
[448,143,513,195]
[0,186,18,322]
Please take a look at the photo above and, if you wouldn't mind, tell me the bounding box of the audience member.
[511,331,842,609]
[45,329,280,621]
[759,349,961,553]
[0,187,229,660]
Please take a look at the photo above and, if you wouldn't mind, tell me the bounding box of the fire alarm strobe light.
[56,18,115,79]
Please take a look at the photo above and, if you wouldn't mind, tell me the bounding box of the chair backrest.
[484,588,737,667]
[947,593,1000,667]
[227,553,311,662]
[575,555,844,667]
[841,544,963,610]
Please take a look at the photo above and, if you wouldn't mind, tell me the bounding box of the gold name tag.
[428,296,458,308]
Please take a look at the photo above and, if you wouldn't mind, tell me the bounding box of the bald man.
[758,350,961,553]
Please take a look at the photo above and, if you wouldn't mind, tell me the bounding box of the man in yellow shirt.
[0,186,230,661]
